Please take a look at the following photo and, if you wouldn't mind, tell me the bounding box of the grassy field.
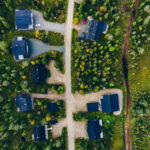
[128,0,150,149]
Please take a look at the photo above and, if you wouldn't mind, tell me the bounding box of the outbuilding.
[87,102,99,112]
[48,102,58,113]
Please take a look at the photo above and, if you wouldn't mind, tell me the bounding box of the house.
[87,20,108,41]
[12,37,29,61]
[48,102,58,113]
[15,8,33,30]
[87,120,103,140]
[32,64,48,84]
[33,125,49,142]
[100,94,120,113]
[16,94,33,112]
[87,102,99,112]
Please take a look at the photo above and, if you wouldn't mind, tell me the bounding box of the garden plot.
[32,10,66,35]
[28,39,65,58]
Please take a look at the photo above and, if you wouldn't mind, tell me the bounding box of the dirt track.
[122,0,140,150]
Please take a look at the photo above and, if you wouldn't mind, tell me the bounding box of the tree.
[0,41,9,53]
[0,96,4,103]
[73,18,79,24]
[0,16,10,29]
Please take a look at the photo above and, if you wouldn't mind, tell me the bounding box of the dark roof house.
[100,94,120,113]
[33,125,48,142]
[87,20,108,41]
[16,94,33,112]
[87,120,103,140]
[32,64,48,84]
[48,102,58,113]
[87,102,99,112]
[12,37,29,61]
[15,8,33,30]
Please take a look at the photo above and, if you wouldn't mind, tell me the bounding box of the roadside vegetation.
[0,1,66,149]
[128,0,150,149]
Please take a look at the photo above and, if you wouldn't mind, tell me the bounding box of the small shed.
[87,120,103,140]
[12,37,29,61]
[87,20,108,41]
[33,125,48,142]
[15,8,33,30]
[100,94,120,113]
[87,102,99,112]
[48,102,58,113]
[32,64,47,84]
[16,94,33,112]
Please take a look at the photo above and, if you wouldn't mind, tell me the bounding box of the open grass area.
[128,0,150,149]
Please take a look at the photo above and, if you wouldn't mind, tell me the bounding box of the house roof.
[15,8,33,30]
[48,102,58,113]
[87,120,102,140]
[87,20,108,41]
[16,94,33,112]
[101,94,120,112]
[33,125,46,142]
[12,37,28,60]
[87,102,99,112]
[32,64,47,84]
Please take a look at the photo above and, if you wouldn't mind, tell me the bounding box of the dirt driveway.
[72,89,123,115]
[51,119,67,138]
[46,61,65,84]
[74,121,88,138]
